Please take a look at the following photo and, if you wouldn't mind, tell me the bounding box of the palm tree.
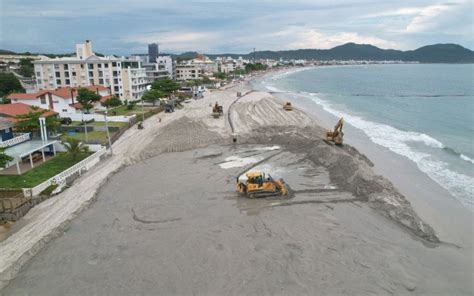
[62,138,89,159]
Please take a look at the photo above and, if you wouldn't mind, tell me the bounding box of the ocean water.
[261,64,474,209]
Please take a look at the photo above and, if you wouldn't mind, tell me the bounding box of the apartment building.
[33,40,148,101]
[175,64,203,81]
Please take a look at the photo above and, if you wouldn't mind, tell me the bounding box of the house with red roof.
[0,103,56,123]
[8,86,112,118]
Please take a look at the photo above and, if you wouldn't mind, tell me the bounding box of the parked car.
[60,117,72,125]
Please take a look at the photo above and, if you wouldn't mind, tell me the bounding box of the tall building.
[33,40,149,100]
[148,43,159,63]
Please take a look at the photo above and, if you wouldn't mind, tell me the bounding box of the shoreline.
[253,67,473,245]
[1,76,472,294]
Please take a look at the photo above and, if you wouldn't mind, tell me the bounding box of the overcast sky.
[1,0,473,55]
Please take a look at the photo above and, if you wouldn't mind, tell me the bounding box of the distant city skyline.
[1,0,473,55]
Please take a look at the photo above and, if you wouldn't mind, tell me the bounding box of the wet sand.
[1,80,473,295]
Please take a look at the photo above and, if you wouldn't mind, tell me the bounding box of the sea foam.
[306,94,474,209]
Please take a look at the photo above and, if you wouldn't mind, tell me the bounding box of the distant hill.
[202,43,474,63]
[3,43,473,63]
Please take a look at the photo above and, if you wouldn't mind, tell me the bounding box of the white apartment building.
[33,40,149,101]
[175,64,203,81]
[156,56,175,79]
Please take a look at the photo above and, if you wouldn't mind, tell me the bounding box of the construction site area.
[0,81,472,295]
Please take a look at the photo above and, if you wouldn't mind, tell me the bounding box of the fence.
[22,147,108,197]
[0,133,30,148]
[66,113,133,123]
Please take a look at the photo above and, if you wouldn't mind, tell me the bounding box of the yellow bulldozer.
[236,171,289,198]
[326,117,344,145]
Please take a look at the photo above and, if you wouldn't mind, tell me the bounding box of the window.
[65,79,70,85]
[99,79,104,84]
[114,78,119,84]
[36,71,41,77]
[40,97,46,104]
[117,63,121,67]
[104,64,109,68]
[89,79,94,84]
[113,71,118,76]
[114,86,119,92]
[62,109,67,112]
[88,64,94,69]
[37,79,42,84]
[98,71,103,77]
[80,64,84,69]
[65,72,69,77]
[64,64,69,70]
[72,71,76,76]
[55,72,61,77]
[56,79,61,84]
[89,71,94,77]
[112,62,117,67]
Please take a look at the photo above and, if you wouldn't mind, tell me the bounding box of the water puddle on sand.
[219,155,264,169]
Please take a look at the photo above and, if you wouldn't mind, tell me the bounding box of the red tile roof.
[100,95,114,103]
[8,90,50,100]
[8,85,110,100]
[0,103,56,122]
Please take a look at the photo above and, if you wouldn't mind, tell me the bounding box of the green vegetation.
[15,110,60,134]
[213,72,227,80]
[70,121,127,128]
[245,63,267,72]
[142,89,166,106]
[60,131,109,145]
[76,88,101,113]
[0,73,24,98]
[102,96,122,108]
[151,79,180,96]
[62,138,90,159]
[0,153,90,188]
[0,148,14,169]
[39,184,59,197]
[18,58,34,78]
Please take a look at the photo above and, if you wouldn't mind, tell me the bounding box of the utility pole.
[104,108,113,155]
[253,48,256,64]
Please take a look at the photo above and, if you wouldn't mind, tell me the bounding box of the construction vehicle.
[326,117,344,145]
[236,171,289,198]
[212,102,223,118]
[283,102,293,111]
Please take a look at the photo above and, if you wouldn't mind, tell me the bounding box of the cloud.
[406,3,457,33]
[270,27,399,49]
[122,31,221,52]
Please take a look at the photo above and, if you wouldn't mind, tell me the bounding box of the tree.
[245,63,267,72]
[61,138,89,160]
[125,100,137,110]
[0,148,13,169]
[0,73,24,98]
[213,72,226,80]
[15,110,60,135]
[102,96,122,108]
[142,89,165,106]
[18,58,34,78]
[151,79,180,96]
[76,88,101,113]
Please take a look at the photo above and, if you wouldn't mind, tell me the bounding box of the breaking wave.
[304,92,474,209]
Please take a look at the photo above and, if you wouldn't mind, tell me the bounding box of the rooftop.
[8,86,109,100]
[0,103,56,121]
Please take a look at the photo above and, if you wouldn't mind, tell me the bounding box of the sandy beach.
[0,76,472,295]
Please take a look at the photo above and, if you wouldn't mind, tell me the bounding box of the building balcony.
[0,133,31,149]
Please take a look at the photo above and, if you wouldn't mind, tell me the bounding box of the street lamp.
[104,108,113,155]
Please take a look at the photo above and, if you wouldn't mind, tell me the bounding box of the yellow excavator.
[212,102,223,118]
[236,171,289,198]
[326,117,344,145]
[283,102,293,111]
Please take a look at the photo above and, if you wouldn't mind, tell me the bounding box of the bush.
[40,184,59,197]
